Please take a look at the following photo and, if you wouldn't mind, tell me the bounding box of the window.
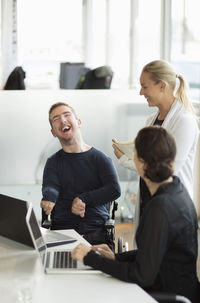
[86,0,107,67]
[17,0,83,88]
[5,0,200,99]
[135,0,161,77]
[17,0,162,90]
[108,0,130,88]
[171,0,200,101]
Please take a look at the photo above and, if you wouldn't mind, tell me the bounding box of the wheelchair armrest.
[41,219,51,229]
[105,219,115,229]
[41,209,51,229]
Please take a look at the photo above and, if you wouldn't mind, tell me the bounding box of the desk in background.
[0,230,157,303]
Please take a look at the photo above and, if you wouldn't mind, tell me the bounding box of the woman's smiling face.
[139,71,163,107]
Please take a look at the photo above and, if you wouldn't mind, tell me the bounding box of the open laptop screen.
[0,194,34,247]
[26,206,47,265]
[28,206,46,250]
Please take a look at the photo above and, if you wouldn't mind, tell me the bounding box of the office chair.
[76,65,113,89]
[4,66,26,90]
[59,62,90,89]
[41,200,118,250]
[149,292,192,303]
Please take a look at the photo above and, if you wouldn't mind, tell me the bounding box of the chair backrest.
[76,65,113,89]
[59,62,90,89]
[4,66,26,90]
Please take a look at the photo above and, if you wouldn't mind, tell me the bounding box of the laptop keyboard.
[47,251,77,269]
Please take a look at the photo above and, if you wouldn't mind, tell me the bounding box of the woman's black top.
[84,177,200,303]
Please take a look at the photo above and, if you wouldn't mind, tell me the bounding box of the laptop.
[26,200,101,274]
[0,194,77,248]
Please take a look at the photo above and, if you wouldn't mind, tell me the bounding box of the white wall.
[0,89,154,185]
[0,89,154,219]
[0,89,199,218]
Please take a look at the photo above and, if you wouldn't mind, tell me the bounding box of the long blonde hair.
[142,60,195,114]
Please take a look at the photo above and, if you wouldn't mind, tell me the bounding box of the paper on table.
[112,139,134,160]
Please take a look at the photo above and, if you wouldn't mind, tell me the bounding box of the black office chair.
[76,65,113,89]
[41,200,118,250]
[150,292,192,303]
[4,66,26,90]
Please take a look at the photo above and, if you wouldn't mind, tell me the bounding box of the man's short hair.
[49,102,78,127]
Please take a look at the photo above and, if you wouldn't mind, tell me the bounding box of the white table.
[0,230,157,303]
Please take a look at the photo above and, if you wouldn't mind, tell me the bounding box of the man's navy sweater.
[42,147,121,234]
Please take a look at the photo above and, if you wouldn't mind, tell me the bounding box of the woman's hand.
[92,244,115,260]
[71,243,91,261]
[112,139,124,159]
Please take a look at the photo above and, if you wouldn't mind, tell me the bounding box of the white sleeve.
[118,154,136,170]
[171,115,199,174]
[117,114,155,171]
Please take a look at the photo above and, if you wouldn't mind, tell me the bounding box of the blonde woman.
[112,60,199,239]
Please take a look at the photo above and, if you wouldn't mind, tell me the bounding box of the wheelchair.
[41,201,118,252]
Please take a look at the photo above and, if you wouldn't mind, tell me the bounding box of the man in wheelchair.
[40,102,121,251]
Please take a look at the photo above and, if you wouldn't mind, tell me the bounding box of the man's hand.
[112,140,124,159]
[71,197,86,218]
[92,244,115,260]
[40,200,55,215]
[71,243,91,262]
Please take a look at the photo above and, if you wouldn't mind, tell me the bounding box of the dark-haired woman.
[72,126,200,303]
